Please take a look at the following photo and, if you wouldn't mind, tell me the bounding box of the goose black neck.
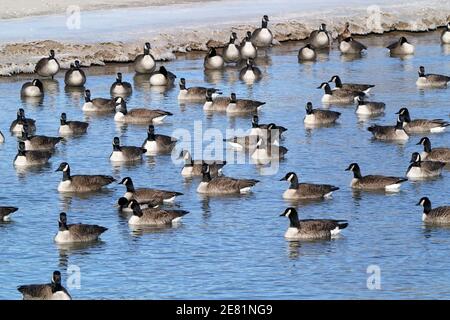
[184,154,193,166]
[60,119,67,125]
[58,221,69,231]
[262,20,268,28]
[132,206,143,217]
[352,167,362,179]
[62,168,71,181]
[113,144,121,152]
[179,83,186,90]
[334,77,343,87]
[395,120,404,130]
[323,84,332,95]
[423,140,432,153]
[125,181,135,192]
[422,202,432,214]
[288,211,300,228]
[289,174,299,189]
[51,283,63,293]
[147,132,155,141]
[202,171,212,182]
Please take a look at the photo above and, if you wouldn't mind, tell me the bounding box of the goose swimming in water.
[298,44,317,62]
[442,22,450,44]
[204,48,224,70]
[203,89,231,111]
[250,115,287,137]
[56,162,115,193]
[239,58,262,82]
[21,79,44,97]
[251,15,273,47]
[240,31,258,59]
[226,93,265,114]
[280,172,339,200]
[223,32,241,63]
[134,42,156,74]
[387,37,415,55]
[309,24,331,49]
[110,137,146,162]
[35,50,60,79]
[82,89,115,113]
[14,141,52,167]
[110,72,132,96]
[197,163,259,195]
[10,108,36,133]
[417,197,450,224]
[59,113,88,135]
[17,271,71,300]
[329,75,374,94]
[355,94,385,115]
[117,197,159,213]
[0,206,18,221]
[64,60,86,87]
[178,78,221,101]
[21,123,63,151]
[179,150,226,177]
[396,107,449,133]
[317,82,362,104]
[251,128,288,162]
[416,66,450,87]
[55,212,107,244]
[119,176,183,204]
[368,115,409,141]
[142,125,177,154]
[114,97,172,124]
[339,37,367,54]
[417,137,450,163]
[345,162,407,191]
[406,152,445,179]
[149,66,176,86]
[304,102,341,125]
[280,207,348,240]
[128,200,189,226]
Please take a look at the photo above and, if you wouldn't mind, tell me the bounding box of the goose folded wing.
[364,175,406,185]
[18,284,52,298]
[71,174,115,187]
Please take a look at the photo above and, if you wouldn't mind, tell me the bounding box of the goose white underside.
[224,45,240,61]
[54,230,73,243]
[58,180,73,192]
[14,155,30,166]
[206,56,224,69]
[110,151,129,162]
[256,29,273,44]
[422,213,427,221]
[59,125,73,135]
[11,124,24,133]
[181,166,193,176]
[152,115,167,124]
[407,166,441,179]
[442,31,450,44]
[241,70,257,81]
[50,291,71,300]
[240,187,252,194]
[143,140,158,153]
[163,196,176,203]
[430,127,446,133]
[385,183,402,192]
[339,41,352,53]
[241,43,257,59]
[82,102,97,112]
[111,85,131,95]
[22,86,42,97]
[141,55,156,70]
[299,48,315,60]
[356,105,375,115]
[203,101,213,111]
[46,60,60,74]
[150,74,168,86]
[67,71,85,86]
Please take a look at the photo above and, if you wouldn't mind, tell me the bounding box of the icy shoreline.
[0,0,449,76]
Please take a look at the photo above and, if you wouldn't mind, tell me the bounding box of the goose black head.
[279,172,298,182]
[418,66,425,77]
[246,31,252,40]
[115,96,126,113]
[159,66,168,76]
[17,141,26,154]
[230,93,237,103]
[129,199,143,217]
[395,107,411,122]
[447,22,450,30]
[317,82,330,90]
[60,112,67,125]
[145,42,151,50]
[231,32,237,40]
[116,72,123,83]
[416,196,432,213]
[320,23,327,31]
[18,108,26,118]
[58,212,68,230]
[305,102,313,114]
[345,163,360,172]
[52,271,62,285]
[416,137,431,152]
[208,48,217,58]
[55,162,70,172]
[84,89,91,102]
[280,207,297,217]
[262,15,269,28]
[118,177,132,186]
[252,115,259,127]
[179,78,186,88]
[31,79,43,90]
[356,93,365,104]
[117,197,129,209]
[410,152,422,164]
[49,50,55,58]
[74,60,81,69]
[201,162,210,174]
[178,149,191,160]
[399,37,408,45]
[112,137,121,149]
[205,89,213,101]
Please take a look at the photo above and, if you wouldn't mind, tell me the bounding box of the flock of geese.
[1,16,450,299]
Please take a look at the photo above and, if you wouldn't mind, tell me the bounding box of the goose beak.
[415,201,421,206]
[415,141,422,145]
[279,213,285,217]
[55,168,62,172]
[279,177,286,181]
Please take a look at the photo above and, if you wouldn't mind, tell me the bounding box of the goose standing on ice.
[345,162,407,192]
[134,42,156,74]
[396,107,449,133]
[416,137,450,163]
[142,125,177,154]
[280,172,339,200]
[240,31,258,60]
[55,162,115,193]
[387,37,415,55]
[223,32,241,63]
[204,48,224,70]
[21,79,44,97]
[309,24,331,49]
[17,271,71,300]
[54,212,107,243]
[251,15,273,47]
[441,22,450,44]
[406,152,445,179]
[417,197,450,224]
[35,50,60,78]
[280,207,348,240]
[298,44,317,62]
[416,66,450,87]
[64,60,86,87]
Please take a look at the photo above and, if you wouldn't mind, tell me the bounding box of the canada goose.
[355,94,385,115]
[317,82,362,104]
[149,66,176,86]
[251,15,273,47]
[396,107,449,133]
[280,207,348,240]
[55,212,107,243]
[128,200,188,226]
[204,48,224,70]
[417,137,450,163]
[178,78,220,101]
[367,115,409,141]
[82,89,115,113]
[304,102,341,125]
[64,60,86,87]
[416,66,450,87]
[239,58,262,82]
[56,162,115,193]
[142,125,177,154]
[250,115,287,137]
[117,197,159,213]
[10,108,36,133]
[0,131,4,143]
[14,141,52,167]
[59,113,88,135]
[114,97,172,124]
[35,50,60,78]
[417,197,450,224]
[134,42,156,74]
[20,79,44,97]
[337,22,351,42]
[223,134,259,151]
[441,22,450,44]
[406,152,445,179]
[280,172,339,200]
[119,176,183,204]
[251,130,288,161]
[226,93,265,114]
[240,31,258,59]
[110,72,132,96]
[345,162,408,191]
[0,206,18,221]
[197,163,259,194]
[179,150,226,177]
[298,44,317,62]
[387,37,414,55]
[329,75,374,93]
[17,271,71,300]
[110,137,146,162]
[21,124,63,151]
[203,89,231,111]
[339,37,367,54]
[223,32,241,63]
[309,23,331,49]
